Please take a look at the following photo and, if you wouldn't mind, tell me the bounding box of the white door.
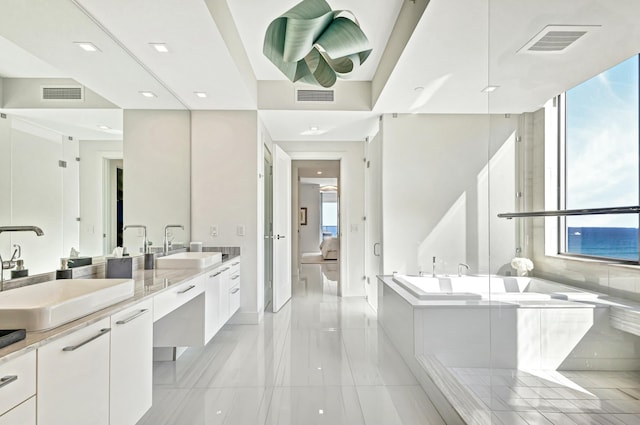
[272,145,292,312]
[365,135,383,311]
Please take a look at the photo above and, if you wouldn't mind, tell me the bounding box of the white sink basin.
[0,278,134,331]
[156,252,222,269]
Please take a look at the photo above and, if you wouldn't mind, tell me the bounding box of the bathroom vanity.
[0,254,241,425]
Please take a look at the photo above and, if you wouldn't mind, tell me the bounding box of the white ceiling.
[1,0,640,140]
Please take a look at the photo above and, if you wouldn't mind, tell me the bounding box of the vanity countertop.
[0,254,240,364]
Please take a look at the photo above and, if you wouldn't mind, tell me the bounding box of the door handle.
[373,242,381,257]
[276,235,286,239]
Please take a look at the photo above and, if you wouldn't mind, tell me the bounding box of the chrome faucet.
[163,224,184,254]
[432,256,436,277]
[458,263,470,277]
[124,225,148,254]
[0,226,44,291]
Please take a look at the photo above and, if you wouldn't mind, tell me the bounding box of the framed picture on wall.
[300,207,307,225]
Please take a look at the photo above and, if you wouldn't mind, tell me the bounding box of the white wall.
[123,110,191,253]
[299,183,321,253]
[191,110,262,323]
[278,141,366,297]
[381,114,519,276]
[79,140,123,257]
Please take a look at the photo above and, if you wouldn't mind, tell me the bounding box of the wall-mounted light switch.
[237,225,245,236]
[210,225,218,237]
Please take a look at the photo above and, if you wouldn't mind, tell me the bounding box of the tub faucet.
[458,263,470,277]
[163,224,184,254]
[432,256,436,277]
[124,225,148,254]
[0,226,44,291]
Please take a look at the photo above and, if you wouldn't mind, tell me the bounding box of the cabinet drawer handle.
[231,275,240,280]
[178,285,196,294]
[0,375,18,389]
[63,328,111,352]
[210,272,222,278]
[232,262,240,266]
[221,267,230,272]
[116,309,149,325]
[230,287,240,294]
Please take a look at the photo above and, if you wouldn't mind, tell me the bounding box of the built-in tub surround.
[379,274,640,425]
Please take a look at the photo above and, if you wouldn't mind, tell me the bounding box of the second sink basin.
[0,278,134,331]
[156,252,222,269]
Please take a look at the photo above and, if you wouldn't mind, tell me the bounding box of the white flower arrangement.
[511,257,534,276]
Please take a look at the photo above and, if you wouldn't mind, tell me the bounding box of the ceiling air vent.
[518,25,600,54]
[295,89,335,103]
[41,86,84,101]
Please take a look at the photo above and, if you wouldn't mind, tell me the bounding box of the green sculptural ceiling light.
[263,0,372,88]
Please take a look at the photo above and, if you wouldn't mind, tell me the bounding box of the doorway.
[103,158,123,254]
[294,160,341,288]
[264,147,274,312]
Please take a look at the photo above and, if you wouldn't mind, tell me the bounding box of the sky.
[565,55,639,228]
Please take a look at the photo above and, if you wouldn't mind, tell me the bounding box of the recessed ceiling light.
[317,171,323,175]
[194,92,208,98]
[97,125,111,131]
[481,85,500,93]
[318,409,324,415]
[150,43,169,53]
[310,125,319,131]
[139,91,157,98]
[74,42,100,52]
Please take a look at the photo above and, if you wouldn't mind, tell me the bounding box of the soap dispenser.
[10,259,28,279]
[56,258,73,279]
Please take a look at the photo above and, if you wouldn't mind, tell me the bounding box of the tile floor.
[452,367,640,424]
[137,264,446,425]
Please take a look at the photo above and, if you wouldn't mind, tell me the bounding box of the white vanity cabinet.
[110,299,153,425]
[37,317,111,425]
[0,350,36,424]
[0,397,36,425]
[228,261,241,316]
[218,266,232,325]
[204,268,223,343]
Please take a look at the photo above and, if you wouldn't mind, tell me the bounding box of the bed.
[319,237,339,260]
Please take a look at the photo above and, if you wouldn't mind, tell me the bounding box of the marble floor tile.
[356,385,446,425]
[264,386,365,425]
[139,387,272,425]
[137,388,191,425]
[342,327,418,386]
[613,414,640,425]
[275,328,355,386]
[539,412,579,425]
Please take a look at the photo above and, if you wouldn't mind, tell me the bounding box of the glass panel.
[565,55,639,260]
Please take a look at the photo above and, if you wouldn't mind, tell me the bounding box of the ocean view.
[567,227,639,260]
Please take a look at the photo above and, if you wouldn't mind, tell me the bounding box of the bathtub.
[392,274,602,303]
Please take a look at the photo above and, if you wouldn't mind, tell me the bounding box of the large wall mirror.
[0,108,123,279]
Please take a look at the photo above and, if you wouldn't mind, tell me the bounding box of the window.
[321,190,338,237]
[561,55,639,261]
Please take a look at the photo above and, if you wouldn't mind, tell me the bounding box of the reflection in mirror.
[0,110,123,280]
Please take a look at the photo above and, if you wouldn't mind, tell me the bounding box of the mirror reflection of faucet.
[164,224,184,254]
[0,226,44,291]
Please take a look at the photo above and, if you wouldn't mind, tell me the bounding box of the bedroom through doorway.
[294,160,340,285]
